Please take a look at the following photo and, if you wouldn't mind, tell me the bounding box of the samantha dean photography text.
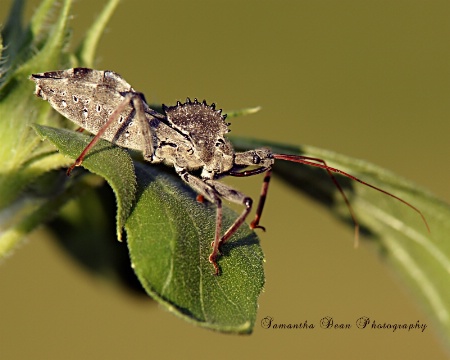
[261,316,427,332]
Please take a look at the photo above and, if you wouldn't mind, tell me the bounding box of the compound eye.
[215,138,225,147]
[252,154,261,164]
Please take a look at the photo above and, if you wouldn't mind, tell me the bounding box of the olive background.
[1,0,450,359]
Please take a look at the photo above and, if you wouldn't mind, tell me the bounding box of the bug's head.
[234,148,274,168]
[250,148,274,167]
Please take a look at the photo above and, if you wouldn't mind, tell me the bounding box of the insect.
[30,68,429,275]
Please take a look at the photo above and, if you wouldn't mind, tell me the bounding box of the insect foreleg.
[229,148,276,231]
[248,169,271,230]
[204,179,253,245]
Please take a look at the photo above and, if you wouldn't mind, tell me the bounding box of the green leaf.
[33,125,136,241]
[2,0,265,333]
[33,126,265,333]
[0,0,123,257]
[49,183,145,294]
[1,0,27,73]
[232,136,450,340]
[126,163,264,333]
[0,0,119,211]
[0,0,73,210]
[0,0,77,259]
[0,169,88,258]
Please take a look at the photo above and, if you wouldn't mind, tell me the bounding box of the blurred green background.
[1,0,450,358]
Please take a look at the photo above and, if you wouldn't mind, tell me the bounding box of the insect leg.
[177,170,224,275]
[132,93,157,162]
[249,169,271,230]
[229,167,272,231]
[229,148,276,231]
[67,92,147,175]
[204,179,253,245]
[67,93,133,174]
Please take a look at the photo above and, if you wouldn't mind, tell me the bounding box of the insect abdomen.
[31,69,144,151]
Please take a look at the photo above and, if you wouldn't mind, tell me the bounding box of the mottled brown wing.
[30,68,148,151]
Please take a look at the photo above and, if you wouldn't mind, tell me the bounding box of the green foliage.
[127,162,263,333]
[1,0,450,338]
[34,125,264,332]
[0,0,120,256]
[1,0,264,333]
[33,125,136,241]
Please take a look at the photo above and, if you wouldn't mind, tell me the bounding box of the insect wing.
[30,68,144,150]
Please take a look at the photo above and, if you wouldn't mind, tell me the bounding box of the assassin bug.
[30,68,429,275]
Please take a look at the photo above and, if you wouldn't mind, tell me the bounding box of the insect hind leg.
[67,92,154,174]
